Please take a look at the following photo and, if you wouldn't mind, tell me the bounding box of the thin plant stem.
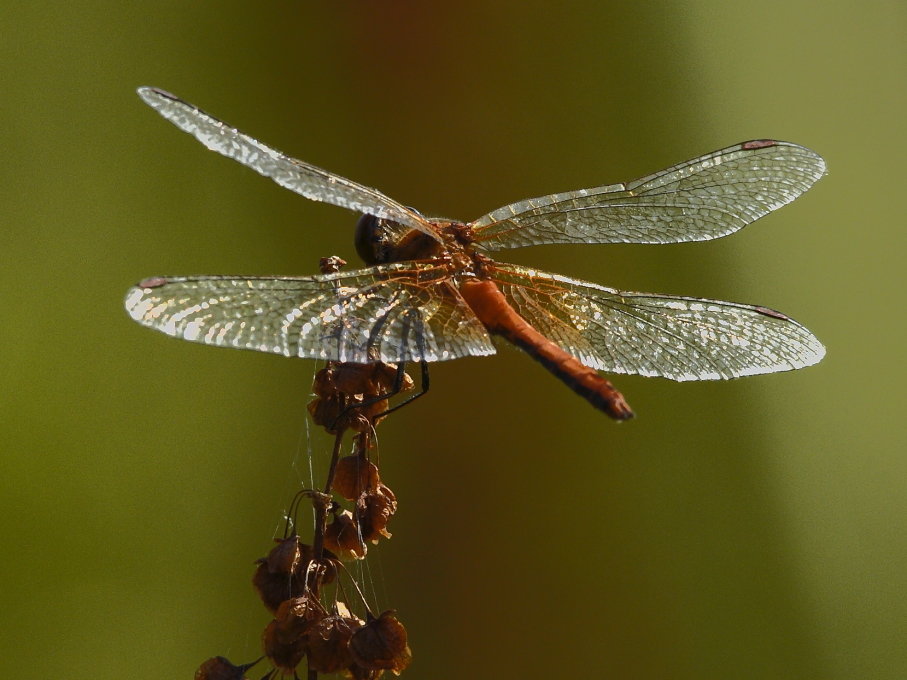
[311,429,344,575]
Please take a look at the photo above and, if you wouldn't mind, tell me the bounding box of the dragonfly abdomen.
[459,278,634,420]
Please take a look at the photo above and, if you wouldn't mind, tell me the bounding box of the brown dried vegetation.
[198,341,415,679]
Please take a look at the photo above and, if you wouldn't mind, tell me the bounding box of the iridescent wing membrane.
[487,263,824,380]
[470,140,825,249]
[125,263,495,363]
[137,87,437,243]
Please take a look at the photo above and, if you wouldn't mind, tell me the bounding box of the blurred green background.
[3,2,905,679]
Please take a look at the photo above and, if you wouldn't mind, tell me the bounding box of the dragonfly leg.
[324,359,428,432]
[327,359,429,431]
[373,360,430,420]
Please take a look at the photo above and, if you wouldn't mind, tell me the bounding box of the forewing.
[470,141,825,249]
[125,263,495,363]
[138,87,436,238]
[489,263,824,380]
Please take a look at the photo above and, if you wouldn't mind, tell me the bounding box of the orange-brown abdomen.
[459,278,634,420]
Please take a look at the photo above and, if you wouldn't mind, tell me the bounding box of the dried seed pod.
[333,454,380,501]
[359,397,391,426]
[306,614,362,674]
[309,365,355,433]
[252,536,336,612]
[262,619,305,674]
[333,362,405,397]
[277,596,325,642]
[262,596,325,674]
[323,510,367,560]
[356,483,398,544]
[308,393,372,434]
[358,364,413,426]
[195,656,259,680]
[253,559,299,614]
[307,393,348,433]
[308,362,414,433]
[311,364,339,398]
[253,538,309,613]
[265,534,308,574]
[349,610,412,675]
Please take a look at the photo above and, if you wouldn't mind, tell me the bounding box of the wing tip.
[798,336,827,368]
[124,286,152,322]
[137,86,176,107]
[743,138,827,181]
[124,276,177,323]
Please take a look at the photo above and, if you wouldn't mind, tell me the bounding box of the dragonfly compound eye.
[355,213,389,265]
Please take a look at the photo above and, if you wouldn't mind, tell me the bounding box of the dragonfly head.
[355,213,445,265]
[356,214,397,264]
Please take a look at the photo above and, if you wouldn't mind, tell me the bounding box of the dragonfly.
[126,87,826,420]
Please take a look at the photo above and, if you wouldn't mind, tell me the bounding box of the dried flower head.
[308,390,369,435]
[306,613,363,674]
[323,510,367,560]
[349,610,412,675]
[356,483,398,544]
[266,533,308,574]
[308,362,414,433]
[333,454,380,501]
[262,596,326,674]
[252,536,336,612]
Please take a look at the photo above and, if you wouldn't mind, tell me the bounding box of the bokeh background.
[3,2,905,679]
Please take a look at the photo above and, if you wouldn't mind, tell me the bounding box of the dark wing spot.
[755,305,789,320]
[138,276,169,289]
[742,139,776,150]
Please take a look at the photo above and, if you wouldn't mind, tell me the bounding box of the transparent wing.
[488,262,824,380]
[470,140,825,249]
[138,87,437,239]
[125,262,495,363]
